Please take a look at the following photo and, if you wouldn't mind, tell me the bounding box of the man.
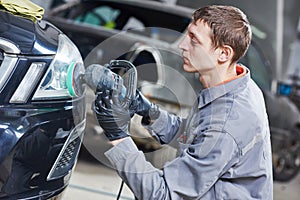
[94,5,273,199]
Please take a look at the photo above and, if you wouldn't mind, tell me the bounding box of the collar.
[198,64,250,108]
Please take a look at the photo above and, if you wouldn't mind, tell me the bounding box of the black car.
[46,0,300,181]
[0,7,86,200]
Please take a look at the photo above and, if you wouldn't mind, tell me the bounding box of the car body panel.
[0,9,86,199]
[0,12,57,55]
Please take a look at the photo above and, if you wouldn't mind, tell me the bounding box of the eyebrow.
[188,26,202,44]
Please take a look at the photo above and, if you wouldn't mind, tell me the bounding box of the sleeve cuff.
[147,109,168,133]
[104,137,139,164]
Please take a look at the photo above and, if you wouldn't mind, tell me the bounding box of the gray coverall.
[105,66,273,199]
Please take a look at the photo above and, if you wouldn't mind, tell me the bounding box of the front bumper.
[0,95,85,199]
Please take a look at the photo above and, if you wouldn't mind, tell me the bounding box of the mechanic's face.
[179,20,218,74]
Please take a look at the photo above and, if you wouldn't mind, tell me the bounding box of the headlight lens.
[10,62,46,103]
[33,34,85,100]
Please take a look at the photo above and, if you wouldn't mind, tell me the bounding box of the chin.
[183,64,198,73]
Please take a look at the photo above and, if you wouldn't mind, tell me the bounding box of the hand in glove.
[94,90,131,141]
[130,90,160,125]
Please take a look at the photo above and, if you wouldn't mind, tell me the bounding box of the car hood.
[0,10,58,55]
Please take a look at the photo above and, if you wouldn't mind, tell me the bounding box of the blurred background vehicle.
[277,17,300,110]
[272,18,300,181]
[45,0,300,181]
[0,4,86,199]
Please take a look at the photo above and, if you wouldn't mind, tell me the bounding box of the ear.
[218,45,234,63]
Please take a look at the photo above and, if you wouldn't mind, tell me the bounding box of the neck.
[199,63,237,88]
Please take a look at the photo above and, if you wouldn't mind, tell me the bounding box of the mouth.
[182,56,190,65]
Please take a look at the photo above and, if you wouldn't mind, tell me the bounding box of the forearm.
[144,109,182,144]
[105,137,171,200]
[111,138,126,146]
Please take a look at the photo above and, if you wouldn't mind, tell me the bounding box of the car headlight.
[32,34,85,100]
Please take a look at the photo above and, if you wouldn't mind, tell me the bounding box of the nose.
[178,34,188,51]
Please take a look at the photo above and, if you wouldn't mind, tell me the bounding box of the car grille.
[47,120,85,181]
[55,136,80,170]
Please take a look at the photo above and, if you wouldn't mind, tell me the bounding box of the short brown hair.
[193,5,252,63]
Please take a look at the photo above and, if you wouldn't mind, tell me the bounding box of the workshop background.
[31,0,300,199]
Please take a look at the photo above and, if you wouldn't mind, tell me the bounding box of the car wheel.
[272,127,300,182]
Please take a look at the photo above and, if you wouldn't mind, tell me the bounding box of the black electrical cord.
[116,180,125,200]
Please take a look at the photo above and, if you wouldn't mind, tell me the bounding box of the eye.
[191,38,197,44]
[189,33,198,45]
[191,37,198,45]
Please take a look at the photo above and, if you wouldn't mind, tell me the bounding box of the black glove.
[94,90,131,141]
[130,90,160,125]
